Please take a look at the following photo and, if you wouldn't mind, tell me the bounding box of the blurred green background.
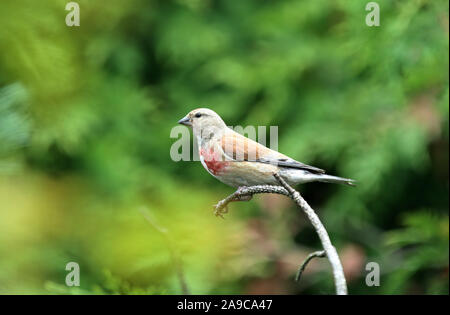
[0,0,448,294]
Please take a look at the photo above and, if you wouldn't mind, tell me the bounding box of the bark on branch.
[213,172,348,295]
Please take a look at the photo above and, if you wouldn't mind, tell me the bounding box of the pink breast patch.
[200,148,229,175]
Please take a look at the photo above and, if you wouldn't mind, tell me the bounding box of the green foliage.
[384,211,449,294]
[0,84,30,156]
[0,0,448,294]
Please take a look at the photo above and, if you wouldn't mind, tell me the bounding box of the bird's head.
[178,108,226,136]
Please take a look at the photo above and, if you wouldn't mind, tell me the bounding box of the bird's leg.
[213,186,253,218]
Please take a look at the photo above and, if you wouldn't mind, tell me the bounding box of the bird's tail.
[314,174,356,186]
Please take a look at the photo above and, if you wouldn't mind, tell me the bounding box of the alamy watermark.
[170,125,279,162]
[365,262,380,286]
[65,262,80,286]
[65,2,80,27]
[366,2,380,27]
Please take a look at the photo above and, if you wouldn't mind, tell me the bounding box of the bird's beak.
[178,116,192,126]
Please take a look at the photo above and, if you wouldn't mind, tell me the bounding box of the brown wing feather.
[221,131,325,174]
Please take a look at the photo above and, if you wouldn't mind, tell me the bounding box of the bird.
[178,108,355,189]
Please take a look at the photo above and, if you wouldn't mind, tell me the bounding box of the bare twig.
[214,185,290,217]
[273,173,347,295]
[295,250,326,282]
[140,207,190,295]
[213,173,348,295]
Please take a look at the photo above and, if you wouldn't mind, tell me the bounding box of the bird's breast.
[199,147,229,176]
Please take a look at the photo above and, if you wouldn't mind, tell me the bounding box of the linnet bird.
[178,108,355,190]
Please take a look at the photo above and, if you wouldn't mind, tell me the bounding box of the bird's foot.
[213,186,253,218]
[213,201,229,219]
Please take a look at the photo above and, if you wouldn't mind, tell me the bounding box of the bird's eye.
[195,113,202,118]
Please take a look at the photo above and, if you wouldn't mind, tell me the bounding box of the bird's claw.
[213,201,228,219]
[213,205,227,219]
[213,187,252,218]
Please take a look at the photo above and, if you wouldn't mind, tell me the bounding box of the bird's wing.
[220,131,325,174]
